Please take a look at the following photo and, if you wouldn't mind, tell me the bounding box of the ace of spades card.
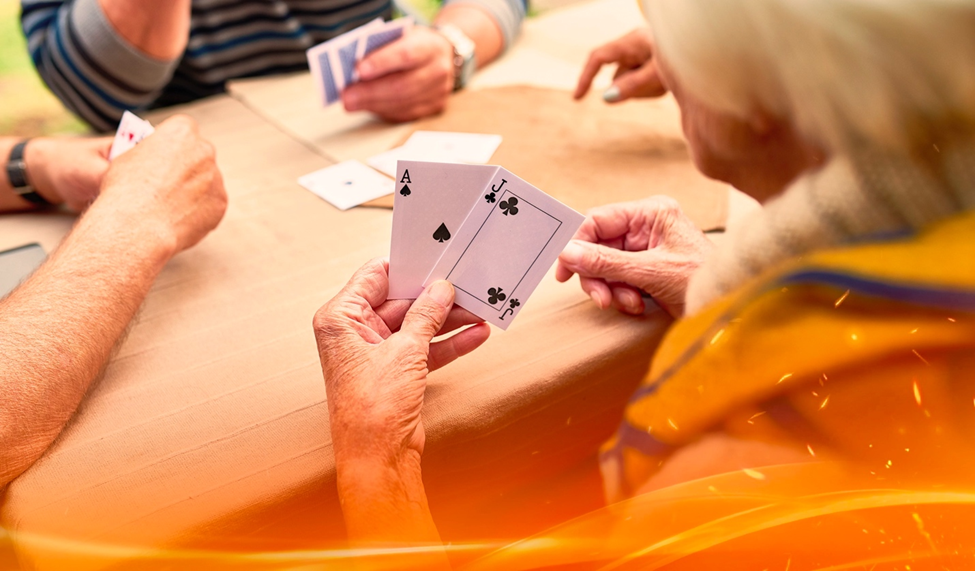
[388,161,501,299]
[423,169,585,330]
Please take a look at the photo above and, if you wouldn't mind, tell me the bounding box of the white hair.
[643,0,975,154]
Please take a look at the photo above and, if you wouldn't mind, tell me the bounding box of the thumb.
[606,62,666,102]
[358,36,418,80]
[559,240,656,289]
[400,280,455,344]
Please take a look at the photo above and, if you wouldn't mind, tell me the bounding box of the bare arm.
[315,261,491,566]
[0,117,226,488]
[0,192,172,485]
[98,0,192,60]
[435,4,505,69]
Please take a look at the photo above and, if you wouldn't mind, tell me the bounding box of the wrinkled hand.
[98,115,227,255]
[343,27,455,123]
[574,28,667,103]
[314,259,490,465]
[25,137,111,211]
[556,197,713,317]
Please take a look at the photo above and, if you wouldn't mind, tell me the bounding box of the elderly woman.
[312,0,975,564]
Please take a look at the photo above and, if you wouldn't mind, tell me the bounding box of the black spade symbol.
[432,223,451,243]
[400,184,411,196]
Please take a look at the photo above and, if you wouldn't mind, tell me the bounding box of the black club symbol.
[499,197,519,216]
[487,287,507,304]
[485,192,496,203]
[508,299,520,309]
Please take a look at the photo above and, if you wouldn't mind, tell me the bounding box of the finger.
[610,283,645,315]
[346,67,450,118]
[579,199,660,250]
[400,280,454,344]
[439,306,483,336]
[574,47,619,100]
[375,299,413,333]
[339,258,391,309]
[428,323,491,372]
[579,276,612,310]
[559,239,660,289]
[378,99,447,124]
[357,33,430,80]
[555,260,575,283]
[344,71,422,112]
[377,302,481,336]
[609,61,667,102]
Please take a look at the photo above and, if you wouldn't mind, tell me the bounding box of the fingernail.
[428,280,454,306]
[603,85,621,103]
[561,241,584,266]
[620,290,641,314]
[590,291,605,309]
[358,62,374,79]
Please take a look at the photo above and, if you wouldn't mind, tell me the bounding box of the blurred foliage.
[0,0,88,137]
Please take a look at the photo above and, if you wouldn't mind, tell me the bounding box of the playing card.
[109,111,155,161]
[307,43,342,105]
[299,160,394,211]
[360,18,412,59]
[367,144,462,178]
[306,17,412,107]
[366,132,502,178]
[404,131,502,164]
[388,161,500,300]
[423,169,585,330]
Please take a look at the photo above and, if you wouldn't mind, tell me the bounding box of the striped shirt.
[21,0,526,132]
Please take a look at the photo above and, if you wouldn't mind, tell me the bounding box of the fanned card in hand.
[389,161,584,330]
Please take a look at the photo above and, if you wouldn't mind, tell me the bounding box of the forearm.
[435,4,509,69]
[98,0,192,61]
[22,0,185,131]
[337,451,450,568]
[0,199,173,486]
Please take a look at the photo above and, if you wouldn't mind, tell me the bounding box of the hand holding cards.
[306,18,413,106]
[390,161,585,330]
[109,111,154,160]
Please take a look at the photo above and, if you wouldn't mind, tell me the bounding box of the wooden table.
[0,1,756,568]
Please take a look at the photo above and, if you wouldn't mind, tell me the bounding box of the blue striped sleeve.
[21,0,180,131]
[441,0,526,51]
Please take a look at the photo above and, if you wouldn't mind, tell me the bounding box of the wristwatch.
[436,24,476,91]
[6,140,51,206]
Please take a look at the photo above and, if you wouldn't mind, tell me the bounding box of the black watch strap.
[7,140,52,206]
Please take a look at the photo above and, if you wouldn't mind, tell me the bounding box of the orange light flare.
[834,289,850,308]
[807,444,816,457]
[742,468,766,481]
[819,395,830,410]
[709,328,725,346]
[913,379,923,407]
[747,411,766,424]
[912,349,930,366]
[777,373,793,384]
